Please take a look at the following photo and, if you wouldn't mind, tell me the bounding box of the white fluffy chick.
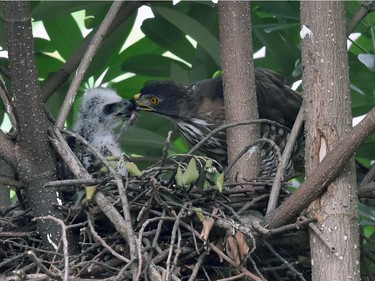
[73,88,130,172]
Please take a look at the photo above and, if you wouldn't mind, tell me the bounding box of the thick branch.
[218,1,259,181]
[3,1,78,254]
[347,1,375,36]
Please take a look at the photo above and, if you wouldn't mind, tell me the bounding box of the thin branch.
[86,212,130,263]
[361,162,375,185]
[55,1,124,128]
[28,251,62,281]
[41,2,141,101]
[347,1,375,36]
[187,250,209,281]
[225,138,282,179]
[267,103,305,214]
[263,240,306,281]
[44,178,101,188]
[115,174,138,280]
[160,131,173,168]
[0,79,17,134]
[358,182,375,197]
[49,128,91,179]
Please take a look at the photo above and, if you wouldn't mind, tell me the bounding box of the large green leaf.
[141,16,195,63]
[35,53,63,80]
[253,1,300,20]
[349,53,375,117]
[43,14,83,60]
[31,1,103,21]
[152,6,221,66]
[113,75,166,99]
[84,11,137,81]
[103,37,165,83]
[121,54,189,77]
[34,38,56,53]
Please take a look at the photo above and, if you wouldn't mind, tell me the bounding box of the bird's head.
[75,88,132,133]
[129,81,193,120]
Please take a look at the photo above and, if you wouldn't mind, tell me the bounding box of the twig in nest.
[263,240,306,281]
[49,128,91,179]
[217,273,246,281]
[33,215,69,281]
[28,250,62,281]
[114,173,138,280]
[237,194,270,215]
[225,137,282,179]
[44,178,101,188]
[252,216,315,238]
[136,216,177,280]
[187,249,210,281]
[86,212,129,263]
[300,215,335,252]
[166,203,189,281]
[361,163,375,186]
[160,131,173,168]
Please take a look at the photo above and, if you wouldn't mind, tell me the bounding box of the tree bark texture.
[3,1,73,253]
[218,1,260,182]
[301,2,360,280]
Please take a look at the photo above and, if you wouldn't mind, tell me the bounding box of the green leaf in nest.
[175,166,184,187]
[181,157,199,186]
[216,172,224,193]
[125,161,143,177]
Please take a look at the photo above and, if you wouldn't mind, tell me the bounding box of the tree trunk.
[218,1,260,182]
[300,2,360,280]
[3,1,77,254]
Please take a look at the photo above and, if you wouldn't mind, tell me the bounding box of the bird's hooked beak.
[131,93,155,112]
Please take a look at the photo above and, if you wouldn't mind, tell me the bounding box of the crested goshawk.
[129,69,304,180]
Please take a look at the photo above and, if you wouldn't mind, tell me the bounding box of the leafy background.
[0,1,374,271]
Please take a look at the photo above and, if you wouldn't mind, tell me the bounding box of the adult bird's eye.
[103,103,116,115]
[149,97,159,105]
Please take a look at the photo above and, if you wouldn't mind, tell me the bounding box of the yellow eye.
[149,97,159,105]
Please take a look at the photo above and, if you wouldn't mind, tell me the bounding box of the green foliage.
[0,0,373,171]
[0,1,373,165]
[0,1,374,277]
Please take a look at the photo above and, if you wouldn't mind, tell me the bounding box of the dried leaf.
[225,235,241,265]
[235,231,250,260]
[200,217,215,240]
[175,166,184,187]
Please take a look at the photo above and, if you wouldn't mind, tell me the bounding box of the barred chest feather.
[175,118,304,180]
